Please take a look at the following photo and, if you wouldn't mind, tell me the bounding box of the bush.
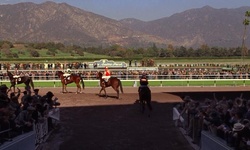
[30,50,40,57]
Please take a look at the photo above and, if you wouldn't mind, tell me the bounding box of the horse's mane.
[98,72,103,76]
[56,71,64,74]
[7,71,13,78]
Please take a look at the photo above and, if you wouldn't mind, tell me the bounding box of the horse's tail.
[119,79,124,93]
[30,78,35,91]
[80,74,85,89]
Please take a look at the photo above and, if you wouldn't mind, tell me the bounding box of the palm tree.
[241,11,250,63]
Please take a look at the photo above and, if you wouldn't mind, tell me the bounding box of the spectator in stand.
[186,101,200,137]
[32,89,42,105]
[245,101,250,120]
[0,84,9,97]
[179,96,194,130]
[42,91,58,110]
[227,122,250,149]
[203,110,222,136]
[7,105,18,132]
[14,106,35,133]
[0,92,11,135]
[9,88,21,116]
[21,95,33,111]
[235,97,248,115]
[20,91,29,108]
[32,103,44,124]
[41,91,58,131]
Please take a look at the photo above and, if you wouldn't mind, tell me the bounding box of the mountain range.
[0,1,249,48]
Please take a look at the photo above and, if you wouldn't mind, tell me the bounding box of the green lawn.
[8,49,116,61]
[3,47,250,64]
[1,79,250,88]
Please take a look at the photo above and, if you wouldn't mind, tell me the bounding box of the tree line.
[0,40,248,59]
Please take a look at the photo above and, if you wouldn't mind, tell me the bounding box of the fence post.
[244,80,246,87]
[187,80,189,87]
[54,81,55,88]
[214,80,216,87]
[133,81,137,87]
[160,81,162,87]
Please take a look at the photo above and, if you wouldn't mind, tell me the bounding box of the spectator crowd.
[0,84,60,145]
[0,62,250,81]
[1,67,250,81]
[177,93,250,150]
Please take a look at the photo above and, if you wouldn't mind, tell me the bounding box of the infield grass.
[1,79,250,88]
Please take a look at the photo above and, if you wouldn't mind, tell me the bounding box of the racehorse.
[138,86,152,115]
[97,72,123,99]
[56,71,85,93]
[7,71,34,94]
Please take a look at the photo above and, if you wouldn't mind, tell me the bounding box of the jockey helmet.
[141,73,147,79]
[105,66,108,69]
[66,69,71,72]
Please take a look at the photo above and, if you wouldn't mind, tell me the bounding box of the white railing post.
[133,81,137,87]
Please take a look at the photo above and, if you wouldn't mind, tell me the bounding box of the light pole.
[242,11,250,65]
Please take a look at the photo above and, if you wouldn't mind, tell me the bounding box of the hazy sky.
[1,0,250,21]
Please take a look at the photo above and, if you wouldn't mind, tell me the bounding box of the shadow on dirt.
[48,101,193,150]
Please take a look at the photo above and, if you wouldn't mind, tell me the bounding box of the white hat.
[233,123,244,131]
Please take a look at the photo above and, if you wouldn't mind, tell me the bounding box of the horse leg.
[99,88,102,95]
[140,99,145,113]
[61,83,64,93]
[147,89,152,111]
[62,83,68,93]
[139,90,148,114]
[145,99,152,117]
[146,100,153,111]
[64,84,68,93]
[76,83,81,94]
[99,87,105,97]
[103,88,107,98]
[114,87,119,99]
[117,90,119,99]
[25,85,31,95]
[110,85,119,99]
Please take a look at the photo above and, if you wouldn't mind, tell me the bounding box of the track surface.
[36,86,250,150]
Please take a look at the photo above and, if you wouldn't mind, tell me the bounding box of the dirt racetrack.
[36,86,250,150]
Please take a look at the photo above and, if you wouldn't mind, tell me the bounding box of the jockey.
[13,68,20,85]
[138,72,152,112]
[138,73,148,92]
[63,69,71,76]
[13,68,19,78]
[63,69,71,80]
[102,66,111,82]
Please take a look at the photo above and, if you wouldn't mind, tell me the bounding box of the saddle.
[102,78,110,85]
[13,75,20,78]
[13,76,20,84]
[63,73,71,80]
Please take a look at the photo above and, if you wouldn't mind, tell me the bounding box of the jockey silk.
[105,71,110,76]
